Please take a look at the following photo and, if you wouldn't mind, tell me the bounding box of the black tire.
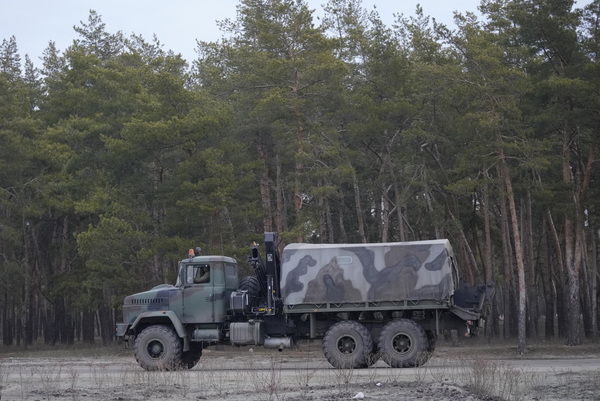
[377,319,429,368]
[180,345,202,369]
[323,321,373,369]
[134,325,182,371]
[239,276,261,297]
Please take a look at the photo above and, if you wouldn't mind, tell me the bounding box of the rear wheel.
[134,325,182,371]
[377,319,429,368]
[323,321,372,369]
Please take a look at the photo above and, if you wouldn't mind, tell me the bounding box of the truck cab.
[116,253,238,370]
[175,255,239,324]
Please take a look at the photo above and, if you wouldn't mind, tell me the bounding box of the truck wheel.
[377,319,429,368]
[180,345,202,369]
[134,325,182,371]
[239,276,261,297]
[323,321,373,369]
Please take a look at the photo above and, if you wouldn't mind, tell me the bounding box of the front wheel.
[377,319,429,368]
[323,321,373,369]
[134,325,182,371]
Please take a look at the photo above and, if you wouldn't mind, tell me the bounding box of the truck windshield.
[175,263,184,286]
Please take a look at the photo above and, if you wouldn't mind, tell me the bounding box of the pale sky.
[1,0,485,67]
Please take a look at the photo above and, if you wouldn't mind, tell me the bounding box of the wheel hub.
[337,335,357,354]
[148,340,164,358]
[392,334,411,354]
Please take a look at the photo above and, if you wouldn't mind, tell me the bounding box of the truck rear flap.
[451,282,496,320]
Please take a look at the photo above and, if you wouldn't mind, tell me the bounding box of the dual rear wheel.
[322,319,432,369]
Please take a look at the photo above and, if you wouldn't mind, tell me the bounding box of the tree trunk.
[380,188,390,243]
[482,182,493,283]
[24,279,34,346]
[379,148,394,243]
[447,209,478,286]
[318,188,326,243]
[393,181,406,242]
[480,182,497,336]
[542,217,555,339]
[292,69,304,243]
[562,129,583,346]
[275,154,287,233]
[581,240,593,338]
[257,138,273,233]
[98,303,113,345]
[338,187,347,243]
[500,148,526,353]
[547,209,568,338]
[3,296,13,345]
[82,309,95,344]
[325,197,334,244]
[591,229,599,342]
[499,182,513,339]
[352,170,366,243]
[524,192,538,338]
[564,216,582,345]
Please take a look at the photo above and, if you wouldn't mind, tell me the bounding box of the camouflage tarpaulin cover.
[280,240,456,305]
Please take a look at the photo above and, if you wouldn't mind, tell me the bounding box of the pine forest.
[1,0,599,351]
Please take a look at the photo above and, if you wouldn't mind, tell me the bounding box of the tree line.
[0,0,599,351]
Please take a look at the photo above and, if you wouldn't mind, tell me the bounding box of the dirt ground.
[1,338,599,401]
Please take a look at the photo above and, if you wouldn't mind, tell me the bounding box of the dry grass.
[0,338,599,400]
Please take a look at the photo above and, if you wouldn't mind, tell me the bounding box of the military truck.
[116,233,493,371]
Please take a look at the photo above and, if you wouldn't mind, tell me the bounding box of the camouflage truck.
[116,233,493,370]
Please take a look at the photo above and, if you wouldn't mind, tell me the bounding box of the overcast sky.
[2,0,485,67]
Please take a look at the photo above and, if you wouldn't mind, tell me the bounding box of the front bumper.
[116,323,129,337]
[115,323,133,347]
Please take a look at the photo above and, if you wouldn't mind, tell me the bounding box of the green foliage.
[2,2,600,344]
[76,215,148,308]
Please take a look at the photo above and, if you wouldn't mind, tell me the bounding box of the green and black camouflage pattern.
[280,240,456,305]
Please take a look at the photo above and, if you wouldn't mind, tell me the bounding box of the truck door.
[182,263,215,323]
[210,262,227,322]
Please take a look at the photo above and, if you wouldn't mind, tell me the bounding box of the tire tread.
[322,321,373,369]
[134,325,182,371]
[377,319,429,368]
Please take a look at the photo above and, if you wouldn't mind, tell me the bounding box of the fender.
[128,310,191,351]
[130,310,187,338]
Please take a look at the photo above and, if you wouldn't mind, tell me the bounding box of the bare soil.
[1,338,599,401]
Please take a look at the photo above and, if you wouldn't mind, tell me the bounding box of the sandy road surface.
[1,340,599,400]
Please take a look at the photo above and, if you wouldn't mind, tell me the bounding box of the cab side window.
[186,264,211,284]
[225,262,238,288]
[194,264,211,283]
